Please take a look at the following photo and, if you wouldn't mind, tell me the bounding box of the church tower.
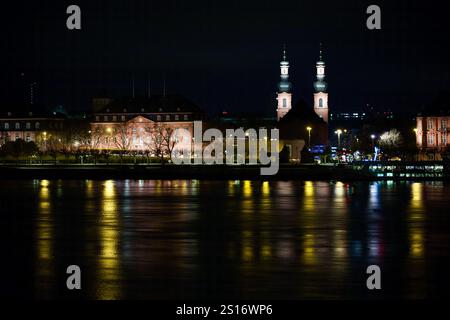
[276,46,292,121]
[313,44,329,123]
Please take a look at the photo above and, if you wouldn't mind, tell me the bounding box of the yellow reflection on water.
[262,181,270,197]
[243,180,252,197]
[410,183,423,210]
[303,181,315,211]
[409,230,424,257]
[302,233,316,265]
[408,183,425,258]
[242,231,254,261]
[333,181,348,209]
[97,180,121,299]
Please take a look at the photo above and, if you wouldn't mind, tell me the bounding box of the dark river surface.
[1,179,450,300]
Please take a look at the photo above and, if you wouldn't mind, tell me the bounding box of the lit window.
[175,115,179,121]
[113,116,117,121]
[26,122,31,129]
[104,116,108,121]
[157,115,161,121]
[283,98,287,108]
[15,135,19,141]
[319,98,323,108]
[428,134,434,145]
[166,115,170,121]
[184,115,188,120]
[26,135,31,142]
[35,122,40,129]
[427,119,433,130]
[4,123,9,130]
[15,123,20,130]
[442,133,447,145]
[121,116,126,121]
[442,119,447,130]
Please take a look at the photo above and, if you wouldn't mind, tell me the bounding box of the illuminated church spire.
[313,43,329,123]
[276,45,292,121]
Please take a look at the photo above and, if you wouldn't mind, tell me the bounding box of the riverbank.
[0,162,448,181]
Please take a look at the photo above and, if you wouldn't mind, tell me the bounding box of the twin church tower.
[276,45,329,123]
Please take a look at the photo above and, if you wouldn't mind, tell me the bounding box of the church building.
[277,46,330,161]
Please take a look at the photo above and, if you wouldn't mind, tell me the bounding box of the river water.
[1,179,449,299]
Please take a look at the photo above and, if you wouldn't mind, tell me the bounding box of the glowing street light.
[306,126,312,148]
[335,129,342,148]
[106,127,112,133]
[371,134,376,149]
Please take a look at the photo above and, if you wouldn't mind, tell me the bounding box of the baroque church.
[277,46,330,162]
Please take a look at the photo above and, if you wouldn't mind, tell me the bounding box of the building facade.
[416,115,449,160]
[90,95,206,152]
[0,110,65,146]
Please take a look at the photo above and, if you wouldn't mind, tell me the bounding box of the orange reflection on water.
[35,179,54,298]
[37,180,52,260]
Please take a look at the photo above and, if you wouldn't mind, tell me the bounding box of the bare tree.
[144,123,175,163]
[114,123,131,164]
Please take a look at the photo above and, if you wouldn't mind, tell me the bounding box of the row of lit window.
[2,122,40,130]
[426,133,448,145]
[426,118,448,130]
[2,135,33,142]
[96,114,190,122]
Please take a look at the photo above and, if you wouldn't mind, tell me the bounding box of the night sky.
[2,0,450,115]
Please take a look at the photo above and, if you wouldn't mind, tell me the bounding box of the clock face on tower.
[318,67,324,75]
[282,67,288,75]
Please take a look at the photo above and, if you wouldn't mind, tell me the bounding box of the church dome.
[314,80,327,92]
[278,80,292,93]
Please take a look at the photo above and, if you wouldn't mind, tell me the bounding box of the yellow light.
[106,127,112,133]
[40,179,50,187]
[306,126,312,131]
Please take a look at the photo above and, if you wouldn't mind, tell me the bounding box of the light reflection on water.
[3,180,450,299]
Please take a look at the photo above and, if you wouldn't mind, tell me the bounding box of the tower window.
[319,98,323,108]
[283,98,287,108]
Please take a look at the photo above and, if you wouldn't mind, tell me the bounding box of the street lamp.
[371,134,376,149]
[335,129,342,148]
[306,126,312,149]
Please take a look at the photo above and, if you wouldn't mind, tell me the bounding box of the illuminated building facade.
[90,95,206,151]
[416,114,449,160]
[0,110,65,145]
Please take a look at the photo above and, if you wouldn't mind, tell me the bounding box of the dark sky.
[2,0,450,115]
